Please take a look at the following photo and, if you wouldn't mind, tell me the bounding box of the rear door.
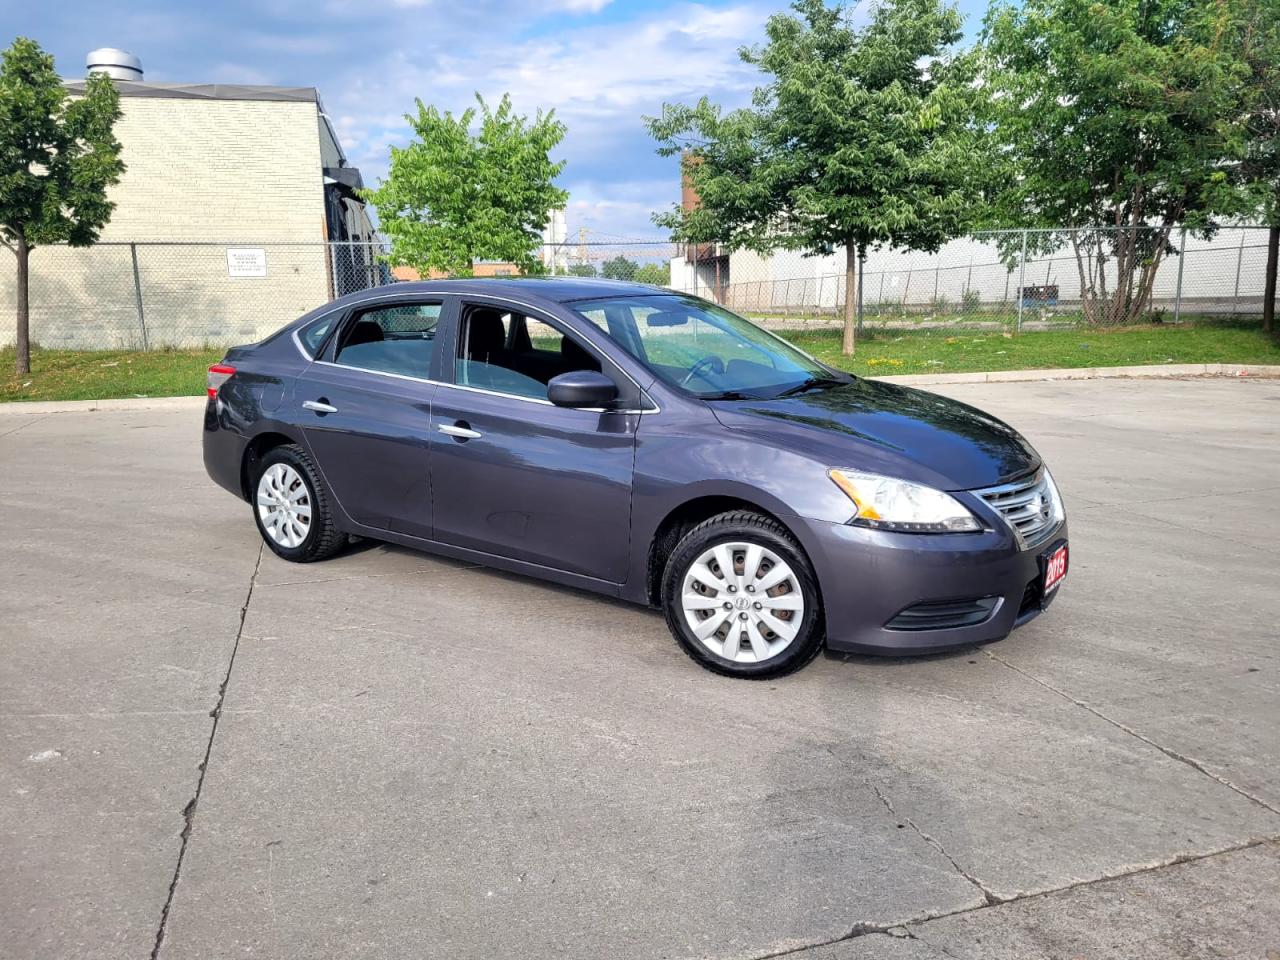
[428,299,640,582]
[294,297,450,539]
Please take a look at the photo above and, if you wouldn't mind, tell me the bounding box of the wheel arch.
[644,493,809,608]
[240,430,302,500]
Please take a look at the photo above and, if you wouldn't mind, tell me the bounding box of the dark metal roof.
[324,167,365,193]
[369,277,671,305]
[63,80,319,103]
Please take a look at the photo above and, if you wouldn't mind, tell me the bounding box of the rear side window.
[333,302,441,378]
[298,314,336,357]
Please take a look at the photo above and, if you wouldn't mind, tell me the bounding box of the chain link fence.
[0,239,680,351]
[1,228,1272,350]
[672,226,1277,333]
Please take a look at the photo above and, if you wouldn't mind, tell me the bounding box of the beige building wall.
[100,97,326,242]
[1,93,336,349]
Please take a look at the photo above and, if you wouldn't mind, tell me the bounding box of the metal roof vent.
[86,48,143,82]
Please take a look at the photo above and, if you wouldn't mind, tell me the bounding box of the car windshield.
[572,294,840,399]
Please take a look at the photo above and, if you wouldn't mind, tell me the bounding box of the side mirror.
[547,370,618,408]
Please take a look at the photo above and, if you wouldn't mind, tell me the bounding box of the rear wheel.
[252,444,346,562]
[662,511,823,678]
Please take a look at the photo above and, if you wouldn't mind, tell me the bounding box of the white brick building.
[1,60,378,349]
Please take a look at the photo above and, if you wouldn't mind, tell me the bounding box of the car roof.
[344,276,671,308]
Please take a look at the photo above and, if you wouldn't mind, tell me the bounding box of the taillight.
[207,364,236,399]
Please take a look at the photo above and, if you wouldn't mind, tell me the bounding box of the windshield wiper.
[774,375,849,398]
[701,389,761,401]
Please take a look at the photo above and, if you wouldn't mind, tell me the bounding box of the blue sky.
[4,0,988,239]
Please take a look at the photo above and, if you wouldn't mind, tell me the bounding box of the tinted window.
[299,314,336,357]
[333,303,441,378]
[572,295,827,398]
[455,304,601,401]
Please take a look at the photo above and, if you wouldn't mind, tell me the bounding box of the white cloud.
[322,2,769,236]
[562,178,681,237]
[484,3,766,112]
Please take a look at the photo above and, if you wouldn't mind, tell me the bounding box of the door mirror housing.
[547,370,619,408]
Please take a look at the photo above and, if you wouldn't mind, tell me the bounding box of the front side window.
[333,302,441,378]
[573,295,831,399]
[455,304,601,401]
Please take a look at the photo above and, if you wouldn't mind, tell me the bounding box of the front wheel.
[252,444,347,562]
[662,511,824,679]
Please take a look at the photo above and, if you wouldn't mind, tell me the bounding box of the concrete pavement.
[2,378,1278,959]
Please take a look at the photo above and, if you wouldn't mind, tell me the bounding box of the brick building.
[0,49,379,349]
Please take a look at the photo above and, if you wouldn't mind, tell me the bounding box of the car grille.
[975,469,1059,549]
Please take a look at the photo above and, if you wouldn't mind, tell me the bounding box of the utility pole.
[1016,229,1028,333]
[1173,226,1187,324]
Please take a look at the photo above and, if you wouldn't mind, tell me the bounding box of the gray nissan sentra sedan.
[203,277,1067,678]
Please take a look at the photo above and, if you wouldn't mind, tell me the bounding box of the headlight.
[1043,467,1066,523]
[828,469,981,533]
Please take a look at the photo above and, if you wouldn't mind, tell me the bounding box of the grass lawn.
[786,322,1280,376]
[0,346,224,403]
[1,322,1278,403]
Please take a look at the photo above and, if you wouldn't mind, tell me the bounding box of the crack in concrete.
[750,835,1279,960]
[868,782,1001,906]
[821,744,998,909]
[149,544,263,960]
[0,416,44,440]
[982,648,1280,818]
[747,925,914,960]
[808,724,1279,960]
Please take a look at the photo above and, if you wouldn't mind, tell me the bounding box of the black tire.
[661,511,824,679]
[251,444,347,563]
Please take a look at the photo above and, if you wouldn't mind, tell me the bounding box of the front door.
[295,299,445,539]
[428,301,638,583]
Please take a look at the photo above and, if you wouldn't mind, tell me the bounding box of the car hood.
[707,378,1040,490]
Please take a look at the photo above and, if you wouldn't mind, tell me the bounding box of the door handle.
[437,423,482,440]
[303,399,338,414]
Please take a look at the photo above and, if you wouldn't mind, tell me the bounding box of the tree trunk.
[1130,228,1171,326]
[1264,224,1278,336]
[15,235,31,376]
[1070,230,1099,326]
[842,241,858,356]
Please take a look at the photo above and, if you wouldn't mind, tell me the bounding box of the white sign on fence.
[226,248,268,278]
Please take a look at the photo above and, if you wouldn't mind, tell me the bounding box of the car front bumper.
[795,514,1068,655]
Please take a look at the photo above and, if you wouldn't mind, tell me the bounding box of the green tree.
[1236,0,1280,334]
[646,0,982,354]
[0,38,124,375]
[635,260,671,286]
[363,93,567,278]
[601,255,638,281]
[982,0,1256,326]
[567,262,597,277]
